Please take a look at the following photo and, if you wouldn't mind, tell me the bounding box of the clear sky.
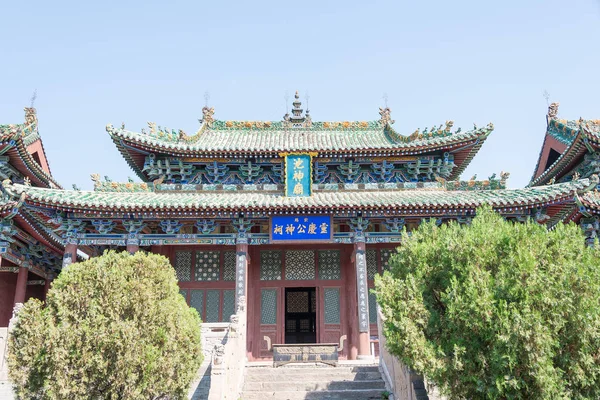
[1,0,599,189]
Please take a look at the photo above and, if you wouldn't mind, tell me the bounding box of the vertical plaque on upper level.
[282,152,315,197]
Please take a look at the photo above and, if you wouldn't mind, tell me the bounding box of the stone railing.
[377,307,445,400]
[207,297,247,400]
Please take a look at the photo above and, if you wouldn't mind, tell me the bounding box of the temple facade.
[0,95,598,360]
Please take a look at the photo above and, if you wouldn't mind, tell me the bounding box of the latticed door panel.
[260,251,282,281]
[366,249,378,280]
[324,288,340,324]
[205,290,221,322]
[380,248,395,272]
[318,250,341,280]
[190,289,204,320]
[285,250,315,280]
[222,290,235,322]
[260,288,278,358]
[223,251,236,281]
[174,251,192,281]
[368,291,378,324]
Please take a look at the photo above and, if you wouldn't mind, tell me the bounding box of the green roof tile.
[8,178,591,213]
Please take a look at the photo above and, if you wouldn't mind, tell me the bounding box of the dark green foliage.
[8,251,203,400]
[375,206,600,399]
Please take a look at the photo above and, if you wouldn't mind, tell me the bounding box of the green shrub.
[375,206,600,399]
[8,250,203,400]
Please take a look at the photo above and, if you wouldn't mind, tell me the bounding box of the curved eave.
[0,137,62,189]
[12,210,64,256]
[529,129,600,187]
[10,179,587,218]
[110,127,493,182]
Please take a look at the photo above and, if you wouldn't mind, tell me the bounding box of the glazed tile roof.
[530,119,600,187]
[0,108,62,189]
[108,120,493,155]
[6,178,591,213]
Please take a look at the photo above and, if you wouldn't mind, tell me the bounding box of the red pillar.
[13,265,28,306]
[354,241,372,359]
[63,241,78,269]
[44,278,51,299]
[126,243,139,254]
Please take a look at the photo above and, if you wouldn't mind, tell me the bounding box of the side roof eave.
[529,119,600,187]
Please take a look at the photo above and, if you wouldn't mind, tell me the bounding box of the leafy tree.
[8,250,202,400]
[375,206,600,399]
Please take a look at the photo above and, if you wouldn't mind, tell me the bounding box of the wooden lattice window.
[318,250,341,280]
[285,250,315,280]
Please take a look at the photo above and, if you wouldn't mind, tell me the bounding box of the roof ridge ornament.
[200,106,215,128]
[379,107,394,127]
[283,91,307,129]
[547,102,559,121]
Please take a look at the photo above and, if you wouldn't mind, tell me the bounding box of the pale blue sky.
[1,0,599,189]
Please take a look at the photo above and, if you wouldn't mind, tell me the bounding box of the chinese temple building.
[0,95,598,361]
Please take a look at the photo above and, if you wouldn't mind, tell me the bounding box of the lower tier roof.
[2,178,595,214]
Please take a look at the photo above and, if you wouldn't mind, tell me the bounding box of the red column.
[44,278,51,299]
[126,243,139,254]
[354,241,372,359]
[63,241,78,269]
[13,265,28,306]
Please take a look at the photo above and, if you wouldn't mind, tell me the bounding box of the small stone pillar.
[354,240,372,359]
[13,265,29,306]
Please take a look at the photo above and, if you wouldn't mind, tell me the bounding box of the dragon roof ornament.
[379,107,394,126]
[547,102,559,120]
[200,106,215,128]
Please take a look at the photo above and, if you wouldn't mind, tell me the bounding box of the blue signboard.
[270,215,332,242]
[285,153,312,197]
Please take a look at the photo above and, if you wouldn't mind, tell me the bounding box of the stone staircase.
[241,363,387,400]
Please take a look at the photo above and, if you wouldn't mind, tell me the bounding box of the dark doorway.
[285,287,317,344]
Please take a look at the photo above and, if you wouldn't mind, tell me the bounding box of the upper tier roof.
[108,101,493,182]
[108,119,493,155]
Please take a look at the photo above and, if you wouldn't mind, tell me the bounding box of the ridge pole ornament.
[547,102,559,120]
[200,106,215,128]
[379,106,394,126]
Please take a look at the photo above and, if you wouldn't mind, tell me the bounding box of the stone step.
[244,370,382,382]
[244,379,385,392]
[241,389,385,400]
[246,365,379,375]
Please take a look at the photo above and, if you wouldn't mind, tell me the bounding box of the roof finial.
[305,91,310,113]
[543,90,550,107]
[382,92,389,108]
[204,91,210,107]
[284,90,290,114]
[30,89,37,108]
